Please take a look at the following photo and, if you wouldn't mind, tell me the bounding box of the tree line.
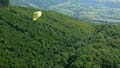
[0,0,9,7]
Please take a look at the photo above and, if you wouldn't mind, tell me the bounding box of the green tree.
[0,0,9,7]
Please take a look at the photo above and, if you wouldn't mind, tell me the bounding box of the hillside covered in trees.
[0,6,120,68]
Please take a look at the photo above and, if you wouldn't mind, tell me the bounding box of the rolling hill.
[10,0,67,9]
[0,6,120,68]
[49,0,120,24]
[10,0,120,24]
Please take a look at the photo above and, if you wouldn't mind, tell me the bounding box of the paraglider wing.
[32,11,42,21]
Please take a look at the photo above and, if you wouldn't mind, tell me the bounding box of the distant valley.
[10,0,120,24]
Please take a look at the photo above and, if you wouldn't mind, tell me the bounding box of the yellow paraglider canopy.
[32,11,42,21]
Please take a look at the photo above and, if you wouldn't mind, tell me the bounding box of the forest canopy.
[0,6,120,68]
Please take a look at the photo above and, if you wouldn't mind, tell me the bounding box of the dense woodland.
[0,0,9,7]
[0,6,120,68]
